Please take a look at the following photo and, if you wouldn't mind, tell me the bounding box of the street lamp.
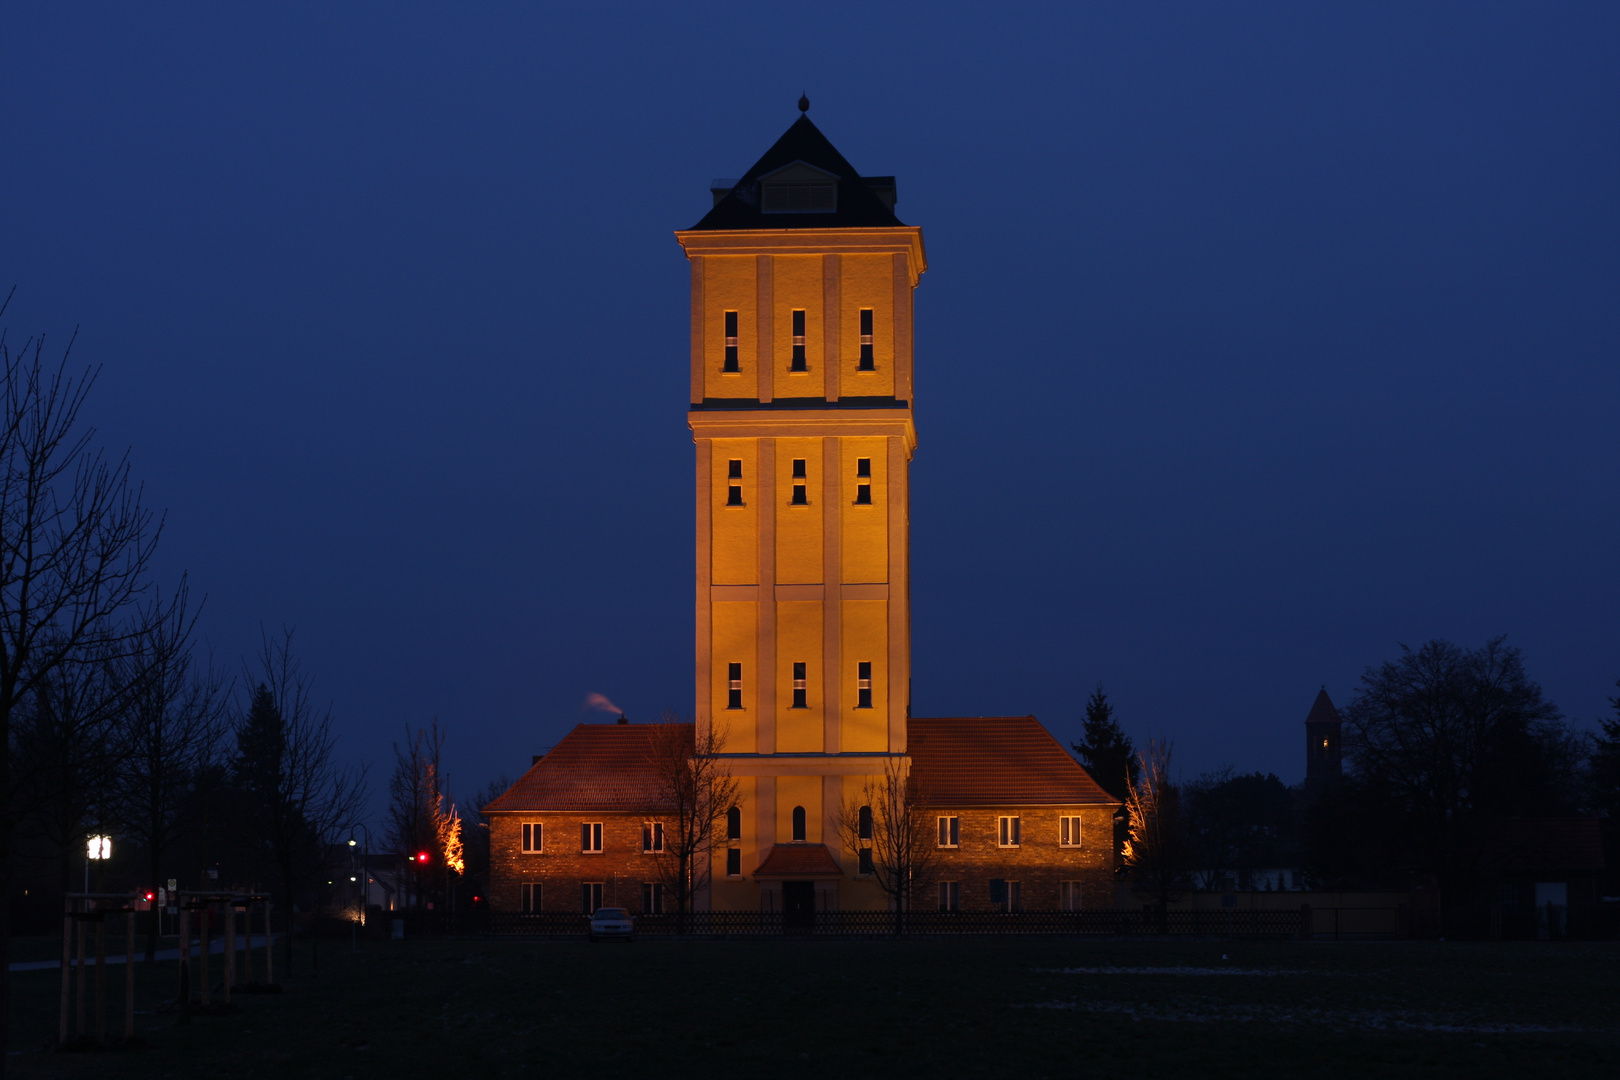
[347,825,373,952]
[85,834,111,893]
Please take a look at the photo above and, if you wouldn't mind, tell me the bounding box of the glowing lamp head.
[348,839,357,847]
[86,835,111,860]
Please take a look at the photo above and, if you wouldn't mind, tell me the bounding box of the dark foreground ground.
[8,935,1618,1079]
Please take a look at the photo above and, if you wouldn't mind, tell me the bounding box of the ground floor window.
[519,882,541,914]
[642,882,664,914]
[1061,880,1082,911]
[992,879,1022,912]
[938,881,959,912]
[582,882,604,912]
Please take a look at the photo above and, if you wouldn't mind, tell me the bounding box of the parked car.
[589,907,634,942]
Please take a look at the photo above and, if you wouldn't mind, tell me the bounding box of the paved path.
[9,934,279,973]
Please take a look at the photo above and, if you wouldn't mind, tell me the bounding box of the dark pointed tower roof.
[1305,688,1340,725]
[690,113,904,231]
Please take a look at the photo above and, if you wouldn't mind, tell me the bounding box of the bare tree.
[647,713,737,922]
[836,755,935,931]
[111,587,228,960]
[387,721,461,910]
[0,295,164,1066]
[233,629,366,971]
[1123,738,1192,922]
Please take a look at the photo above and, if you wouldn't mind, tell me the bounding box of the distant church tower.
[1304,687,1343,785]
[675,102,924,907]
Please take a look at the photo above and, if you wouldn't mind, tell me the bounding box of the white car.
[589,906,635,942]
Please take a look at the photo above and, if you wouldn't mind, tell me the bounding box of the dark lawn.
[7,935,1618,1079]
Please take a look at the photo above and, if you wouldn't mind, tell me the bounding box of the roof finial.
[798,93,810,114]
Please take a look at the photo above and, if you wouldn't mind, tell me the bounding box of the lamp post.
[85,834,111,894]
[347,824,372,952]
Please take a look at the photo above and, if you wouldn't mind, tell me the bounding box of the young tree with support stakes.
[836,756,935,933]
[646,713,737,925]
[1123,738,1192,927]
[0,295,167,1070]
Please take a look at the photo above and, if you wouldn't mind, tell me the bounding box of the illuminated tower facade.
[676,104,925,910]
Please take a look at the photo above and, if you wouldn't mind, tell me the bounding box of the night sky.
[5,3,1616,817]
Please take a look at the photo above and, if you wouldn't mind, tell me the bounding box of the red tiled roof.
[753,844,844,878]
[907,716,1117,807]
[482,723,691,813]
[1492,818,1606,873]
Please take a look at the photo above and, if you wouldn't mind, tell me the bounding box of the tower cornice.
[688,407,917,454]
[675,227,926,286]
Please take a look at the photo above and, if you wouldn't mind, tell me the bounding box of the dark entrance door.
[782,881,815,933]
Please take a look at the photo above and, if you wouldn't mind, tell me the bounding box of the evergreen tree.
[1072,685,1138,802]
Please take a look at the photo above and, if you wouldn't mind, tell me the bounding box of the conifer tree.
[1071,685,1138,803]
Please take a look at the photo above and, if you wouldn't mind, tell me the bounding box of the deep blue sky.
[5,3,1617,819]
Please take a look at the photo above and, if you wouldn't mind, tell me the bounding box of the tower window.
[858,805,873,841]
[791,805,807,842]
[856,457,871,478]
[858,848,874,875]
[792,662,807,709]
[723,311,739,373]
[726,848,742,877]
[729,459,743,478]
[856,662,873,709]
[854,459,872,505]
[726,805,742,840]
[727,459,743,506]
[858,309,875,370]
[790,458,807,505]
[790,310,807,372]
[792,458,807,479]
[727,663,743,710]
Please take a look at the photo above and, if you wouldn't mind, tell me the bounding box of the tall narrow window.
[792,662,807,708]
[642,882,664,914]
[727,459,743,506]
[858,308,875,370]
[726,848,742,877]
[791,805,807,842]
[858,805,873,840]
[727,663,743,709]
[790,458,808,505]
[790,309,807,371]
[521,822,543,853]
[937,816,960,847]
[858,848,874,875]
[642,822,664,853]
[581,822,603,853]
[726,806,742,840]
[854,458,871,504]
[856,662,872,708]
[998,816,1021,848]
[723,311,739,372]
[1059,816,1083,848]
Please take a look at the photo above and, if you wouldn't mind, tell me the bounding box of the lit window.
[726,806,742,840]
[727,459,743,506]
[791,805,807,842]
[1059,816,1083,848]
[581,822,603,853]
[520,882,542,914]
[938,881,959,912]
[937,816,960,848]
[792,662,807,708]
[858,309,874,370]
[856,662,872,709]
[998,816,1021,848]
[642,882,664,914]
[858,805,873,841]
[642,822,665,853]
[728,663,743,710]
[726,848,742,877]
[520,822,543,854]
[854,458,871,504]
[581,882,604,913]
[1061,881,1083,911]
[723,311,739,372]
[790,310,807,372]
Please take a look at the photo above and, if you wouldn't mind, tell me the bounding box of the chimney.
[531,754,543,766]
[617,714,629,725]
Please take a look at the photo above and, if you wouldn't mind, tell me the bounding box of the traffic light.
[416,852,429,864]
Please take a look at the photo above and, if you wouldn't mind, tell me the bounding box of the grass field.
[7,935,1618,1079]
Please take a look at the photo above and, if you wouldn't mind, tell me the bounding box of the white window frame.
[937,815,960,848]
[642,881,664,914]
[1003,880,1022,913]
[938,881,960,912]
[643,821,664,854]
[520,821,543,854]
[998,815,1021,848]
[519,881,542,914]
[581,822,603,854]
[582,882,604,913]
[1061,880,1083,911]
[1059,815,1083,848]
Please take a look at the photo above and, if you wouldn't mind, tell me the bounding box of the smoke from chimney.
[584,692,623,719]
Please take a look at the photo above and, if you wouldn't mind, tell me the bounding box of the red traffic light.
[416,852,429,863]
[144,891,155,902]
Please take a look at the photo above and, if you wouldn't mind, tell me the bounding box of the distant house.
[1488,818,1606,937]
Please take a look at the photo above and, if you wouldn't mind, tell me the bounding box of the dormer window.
[760,161,838,214]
